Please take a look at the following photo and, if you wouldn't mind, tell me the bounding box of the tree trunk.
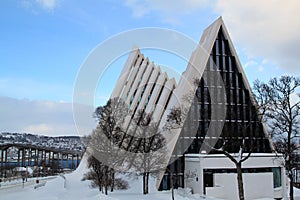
[143,172,149,194]
[104,166,108,195]
[172,186,174,200]
[143,173,146,194]
[111,170,114,192]
[170,171,174,200]
[236,163,245,200]
[97,172,102,192]
[98,177,102,192]
[290,172,294,200]
[105,185,108,195]
[145,172,149,194]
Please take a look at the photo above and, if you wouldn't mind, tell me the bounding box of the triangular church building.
[110,17,285,199]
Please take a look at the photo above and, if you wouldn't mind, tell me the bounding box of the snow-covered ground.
[0,155,299,200]
[0,155,211,200]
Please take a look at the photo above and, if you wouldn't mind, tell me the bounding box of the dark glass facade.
[159,26,272,190]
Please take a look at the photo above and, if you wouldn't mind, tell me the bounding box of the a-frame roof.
[158,18,275,185]
[199,16,274,151]
[166,16,274,152]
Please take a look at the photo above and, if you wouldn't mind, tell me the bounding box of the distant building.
[110,17,286,199]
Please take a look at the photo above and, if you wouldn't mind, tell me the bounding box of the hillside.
[0,132,86,152]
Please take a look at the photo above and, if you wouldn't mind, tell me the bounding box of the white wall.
[185,158,202,194]
[206,173,273,200]
[184,153,286,200]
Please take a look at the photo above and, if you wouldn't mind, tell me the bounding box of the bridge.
[0,143,84,178]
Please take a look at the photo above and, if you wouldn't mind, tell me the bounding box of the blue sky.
[1,0,299,136]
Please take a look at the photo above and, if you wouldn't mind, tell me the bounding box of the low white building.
[185,153,286,200]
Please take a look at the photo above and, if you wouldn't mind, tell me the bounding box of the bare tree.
[87,155,104,192]
[87,98,130,195]
[128,110,168,195]
[210,139,252,200]
[254,75,300,200]
[87,98,168,195]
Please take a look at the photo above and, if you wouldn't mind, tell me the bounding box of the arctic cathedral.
[110,17,285,199]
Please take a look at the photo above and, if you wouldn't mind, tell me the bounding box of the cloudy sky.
[1,0,299,136]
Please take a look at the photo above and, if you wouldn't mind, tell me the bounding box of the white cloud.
[36,0,57,10]
[244,60,258,68]
[125,0,149,18]
[21,0,58,13]
[0,96,96,136]
[258,65,264,72]
[125,0,300,74]
[0,77,71,102]
[125,0,210,23]
[244,60,265,73]
[214,0,300,74]
[262,59,269,65]
[24,123,54,134]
